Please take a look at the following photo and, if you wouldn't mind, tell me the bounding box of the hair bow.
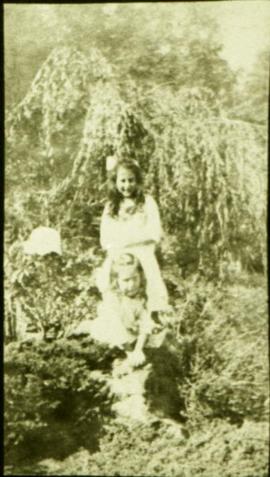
[106,155,140,172]
[106,155,118,172]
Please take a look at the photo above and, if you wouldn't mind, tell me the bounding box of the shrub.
[4,337,122,466]
[63,418,268,477]
[4,244,102,341]
[178,279,268,427]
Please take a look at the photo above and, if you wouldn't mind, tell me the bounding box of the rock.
[110,363,151,398]
[37,458,63,473]
[109,358,152,422]
[112,395,150,422]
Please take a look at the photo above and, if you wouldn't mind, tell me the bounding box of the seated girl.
[72,253,155,368]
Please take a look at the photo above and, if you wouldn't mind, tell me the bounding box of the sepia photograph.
[4,1,269,475]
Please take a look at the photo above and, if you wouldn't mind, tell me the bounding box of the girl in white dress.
[72,253,155,368]
[97,158,169,314]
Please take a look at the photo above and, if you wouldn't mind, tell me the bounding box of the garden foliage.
[4,30,268,476]
[5,337,124,464]
[4,273,268,474]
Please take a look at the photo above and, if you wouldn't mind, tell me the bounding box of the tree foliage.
[6,46,266,276]
[5,4,237,107]
[231,49,269,125]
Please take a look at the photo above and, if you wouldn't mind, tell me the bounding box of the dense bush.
[83,418,269,477]
[4,337,123,466]
[21,418,268,477]
[178,280,268,427]
[4,244,103,341]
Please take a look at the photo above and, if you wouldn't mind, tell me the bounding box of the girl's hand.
[127,349,146,368]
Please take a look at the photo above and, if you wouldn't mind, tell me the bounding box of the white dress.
[97,195,169,312]
[72,292,154,348]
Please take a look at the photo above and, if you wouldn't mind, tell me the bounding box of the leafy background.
[4,3,269,476]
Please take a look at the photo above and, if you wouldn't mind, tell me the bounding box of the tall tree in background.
[231,48,269,124]
[5,3,237,107]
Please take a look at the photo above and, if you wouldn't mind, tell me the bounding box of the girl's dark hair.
[109,253,147,298]
[106,159,145,216]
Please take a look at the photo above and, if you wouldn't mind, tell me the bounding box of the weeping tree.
[141,87,266,275]
[6,47,266,276]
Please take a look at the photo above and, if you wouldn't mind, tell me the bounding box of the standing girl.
[97,158,169,315]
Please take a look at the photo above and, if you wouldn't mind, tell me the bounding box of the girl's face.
[117,268,141,297]
[116,167,137,198]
